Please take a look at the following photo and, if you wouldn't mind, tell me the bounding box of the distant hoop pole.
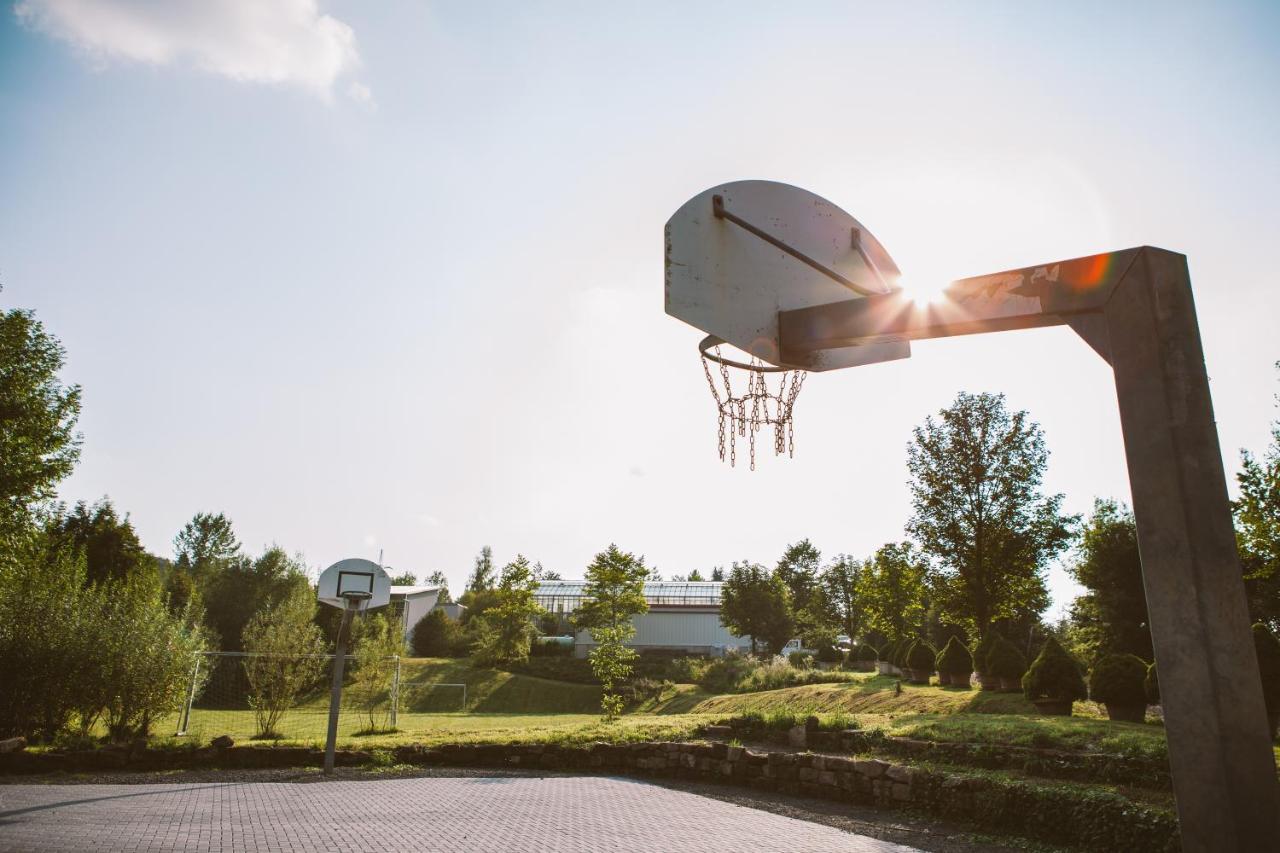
[712,194,880,297]
[698,335,789,373]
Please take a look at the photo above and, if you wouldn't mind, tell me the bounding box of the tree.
[1236,363,1280,632]
[203,546,312,652]
[47,498,149,585]
[856,542,928,644]
[389,570,417,585]
[466,545,496,592]
[710,566,725,582]
[471,555,543,667]
[822,555,864,639]
[411,608,460,657]
[173,512,240,579]
[907,392,1075,637]
[0,309,81,531]
[776,540,838,646]
[1067,499,1150,661]
[241,583,327,739]
[424,570,452,604]
[719,561,793,655]
[532,562,562,581]
[687,569,705,582]
[349,612,404,732]
[574,544,649,719]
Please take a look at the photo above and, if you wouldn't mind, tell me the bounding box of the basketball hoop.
[699,335,806,470]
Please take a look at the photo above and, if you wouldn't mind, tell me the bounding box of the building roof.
[534,580,723,610]
[390,585,441,597]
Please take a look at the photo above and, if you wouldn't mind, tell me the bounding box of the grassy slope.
[396,658,602,714]
[676,674,1034,716]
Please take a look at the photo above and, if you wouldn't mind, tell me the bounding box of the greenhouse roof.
[534,580,723,609]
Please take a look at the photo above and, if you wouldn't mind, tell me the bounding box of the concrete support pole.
[1099,248,1278,851]
[323,603,356,776]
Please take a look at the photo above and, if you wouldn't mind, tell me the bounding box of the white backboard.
[317,557,392,610]
[665,180,911,371]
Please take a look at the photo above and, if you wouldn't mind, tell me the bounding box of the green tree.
[349,612,404,732]
[822,554,865,639]
[1236,363,1280,632]
[710,566,725,582]
[776,540,838,646]
[411,608,460,657]
[424,570,452,603]
[388,570,417,585]
[466,545,496,592]
[173,512,240,580]
[471,555,543,667]
[0,309,81,532]
[48,498,149,585]
[574,544,649,719]
[907,392,1075,637]
[720,561,793,655]
[203,546,312,652]
[686,569,706,582]
[1067,499,1150,661]
[856,542,928,644]
[241,583,327,738]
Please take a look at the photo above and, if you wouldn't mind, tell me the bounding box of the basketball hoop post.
[323,590,370,775]
[777,245,1279,851]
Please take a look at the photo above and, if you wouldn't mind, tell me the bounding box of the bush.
[788,651,815,669]
[503,656,596,683]
[1023,637,1087,702]
[936,636,974,675]
[1144,662,1159,704]
[697,655,760,693]
[986,636,1028,680]
[668,656,711,684]
[855,643,878,662]
[973,632,1000,674]
[891,638,912,668]
[530,638,572,657]
[735,656,858,693]
[1253,623,1280,714]
[815,644,843,664]
[410,609,460,657]
[1088,654,1149,707]
[906,640,937,673]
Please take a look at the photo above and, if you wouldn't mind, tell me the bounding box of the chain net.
[700,344,807,470]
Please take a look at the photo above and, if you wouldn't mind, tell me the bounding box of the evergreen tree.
[466,545,496,592]
[1067,499,1150,661]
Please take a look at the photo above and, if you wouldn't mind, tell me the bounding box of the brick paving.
[0,775,921,852]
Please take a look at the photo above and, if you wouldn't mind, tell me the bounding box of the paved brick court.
[0,775,921,852]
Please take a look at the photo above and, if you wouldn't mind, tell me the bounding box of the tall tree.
[471,555,543,666]
[686,569,705,582]
[719,561,793,655]
[1236,362,1280,632]
[241,583,327,738]
[0,309,81,531]
[173,512,240,577]
[466,545,495,592]
[776,540,837,646]
[48,498,149,585]
[574,544,650,719]
[710,567,725,582]
[856,542,928,644]
[822,555,865,639]
[1067,499,1151,661]
[907,392,1075,637]
[388,570,417,586]
[203,546,312,652]
[424,570,452,604]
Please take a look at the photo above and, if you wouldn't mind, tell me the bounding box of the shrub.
[1253,623,1280,715]
[936,637,974,675]
[855,643,878,662]
[1088,654,1149,707]
[986,636,1028,681]
[788,651,814,669]
[1023,637,1087,702]
[906,640,937,673]
[973,632,1000,674]
[504,656,596,683]
[815,644,843,664]
[530,638,572,657]
[1144,661,1159,704]
[891,638,913,668]
[697,654,759,693]
[410,609,459,657]
[735,656,858,693]
[668,656,711,684]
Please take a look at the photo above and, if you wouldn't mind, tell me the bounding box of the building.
[534,580,751,658]
[389,585,441,646]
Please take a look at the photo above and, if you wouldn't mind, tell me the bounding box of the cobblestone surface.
[0,774,922,852]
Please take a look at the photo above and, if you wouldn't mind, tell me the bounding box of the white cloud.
[16,0,366,100]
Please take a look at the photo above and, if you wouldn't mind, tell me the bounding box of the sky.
[2,1,1278,619]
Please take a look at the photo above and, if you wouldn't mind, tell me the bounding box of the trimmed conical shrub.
[936,636,974,676]
[855,643,878,662]
[906,640,937,673]
[973,632,999,675]
[1089,654,1149,708]
[1023,637,1087,703]
[986,635,1028,682]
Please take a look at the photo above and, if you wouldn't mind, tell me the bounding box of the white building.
[534,581,751,658]
[389,585,441,646]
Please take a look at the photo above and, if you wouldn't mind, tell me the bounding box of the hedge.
[855,643,878,662]
[936,637,974,676]
[1089,654,1149,707]
[906,640,938,673]
[986,636,1028,681]
[973,632,1000,675]
[1023,637,1087,702]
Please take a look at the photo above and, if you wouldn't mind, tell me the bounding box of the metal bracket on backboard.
[712,194,881,296]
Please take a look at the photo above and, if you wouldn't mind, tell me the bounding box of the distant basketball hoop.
[699,335,805,470]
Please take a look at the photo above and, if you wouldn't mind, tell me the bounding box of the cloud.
[15,0,366,100]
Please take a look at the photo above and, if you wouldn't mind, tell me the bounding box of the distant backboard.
[317,558,391,610]
[665,180,911,371]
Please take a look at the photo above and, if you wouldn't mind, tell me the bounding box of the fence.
[174,652,467,742]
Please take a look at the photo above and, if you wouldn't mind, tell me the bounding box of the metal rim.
[698,335,790,373]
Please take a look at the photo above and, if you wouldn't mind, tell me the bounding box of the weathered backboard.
[317,557,391,610]
[665,180,911,371]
